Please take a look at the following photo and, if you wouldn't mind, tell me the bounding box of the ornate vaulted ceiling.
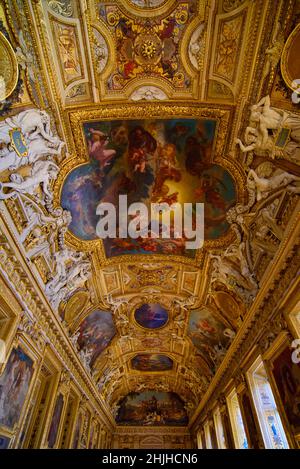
[1,0,300,427]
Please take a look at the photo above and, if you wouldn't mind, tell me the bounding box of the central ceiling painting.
[61,118,236,257]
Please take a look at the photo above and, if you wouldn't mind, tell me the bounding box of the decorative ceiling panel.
[60,116,236,257]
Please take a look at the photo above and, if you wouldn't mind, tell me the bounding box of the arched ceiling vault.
[1,0,300,425]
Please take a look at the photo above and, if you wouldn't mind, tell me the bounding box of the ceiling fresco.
[77,310,116,367]
[188,307,233,372]
[131,354,174,371]
[61,117,236,257]
[1,0,299,430]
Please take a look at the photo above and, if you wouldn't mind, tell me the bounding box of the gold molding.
[281,22,300,91]
[0,31,19,99]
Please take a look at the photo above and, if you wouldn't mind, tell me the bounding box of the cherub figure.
[88,128,116,170]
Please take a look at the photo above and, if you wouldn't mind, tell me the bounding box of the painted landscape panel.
[116,391,188,426]
[131,354,173,371]
[134,303,168,329]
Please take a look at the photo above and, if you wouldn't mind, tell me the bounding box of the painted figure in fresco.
[185,131,211,177]
[0,348,33,428]
[195,174,227,210]
[48,394,64,448]
[128,126,157,173]
[88,128,116,170]
[188,308,232,371]
[132,354,173,372]
[57,27,80,78]
[77,311,116,366]
[135,303,168,329]
[152,143,181,203]
[116,391,188,426]
[271,348,300,432]
[192,318,217,336]
[281,363,300,423]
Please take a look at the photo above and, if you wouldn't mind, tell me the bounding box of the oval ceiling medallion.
[134,303,168,329]
[0,31,19,100]
[281,23,300,90]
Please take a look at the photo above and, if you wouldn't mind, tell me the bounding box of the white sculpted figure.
[173,296,196,311]
[46,259,90,309]
[70,330,80,347]
[130,86,167,101]
[247,168,300,201]
[115,309,129,327]
[20,206,71,247]
[224,328,236,340]
[0,108,58,144]
[79,346,93,369]
[236,95,300,160]
[0,160,59,200]
[211,253,257,295]
[104,293,129,312]
[67,261,91,290]
[223,241,257,290]
[0,109,65,172]
[45,248,83,294]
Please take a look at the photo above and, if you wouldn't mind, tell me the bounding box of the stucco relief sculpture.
[236,95,300,162]
[0,107,92,311]
[130,86,168,101]
[0,160,59,202]
[45,249,91,309]
[210,239,258,305]
[16,30,36,83]
[19,206,72,248]
[0,108,64,172]
[79,346,94,372]
[188,23,205,70]
[247,168,300,201]
[262,24,285,82]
